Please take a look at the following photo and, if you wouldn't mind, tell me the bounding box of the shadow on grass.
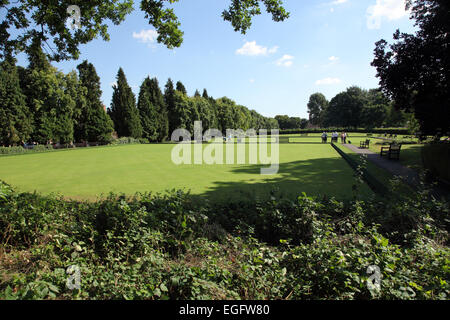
[192,157,372,204]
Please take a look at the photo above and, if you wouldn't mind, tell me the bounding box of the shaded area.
[343,143,450,199]
[196,157,373,202]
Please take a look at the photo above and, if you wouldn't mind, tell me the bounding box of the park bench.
[360,139,370,149]
[380,143,402,160]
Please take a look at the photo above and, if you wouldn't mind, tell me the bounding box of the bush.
[0,181,448,300]
[138,138,150,144]
[278,128,409,135]
[422,142,450,183]
[110,137,142,145]
[0,145,54,155]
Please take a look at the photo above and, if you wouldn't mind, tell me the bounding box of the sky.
[15,0,417,119]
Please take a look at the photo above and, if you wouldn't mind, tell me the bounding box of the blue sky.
[16,0,417,119]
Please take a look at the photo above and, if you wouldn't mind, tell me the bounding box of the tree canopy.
[371,0,450,136]
[1,0,289,61]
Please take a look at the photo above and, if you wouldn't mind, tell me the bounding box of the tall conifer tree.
[75,61,114,143]
[109,68,142,138]
[0,57,32,146]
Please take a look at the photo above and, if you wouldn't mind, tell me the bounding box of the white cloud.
[366,0,409,29]
[332,0,348,4]
[236,41,278,56]
[328,56,339,61]
[268,46,279,54]
[315,77,342,85]
[276,55,294,67]
[132,29,159,45]
[249,79,255,83]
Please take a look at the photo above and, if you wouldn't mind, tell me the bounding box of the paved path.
[342,143,421,187]
[342,144,449,199]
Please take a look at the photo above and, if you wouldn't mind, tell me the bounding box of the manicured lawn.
[0,142,373,201]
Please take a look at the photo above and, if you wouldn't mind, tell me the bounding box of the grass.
[0,141,373,201]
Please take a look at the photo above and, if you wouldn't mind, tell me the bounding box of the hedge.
[278,128,409,135]
[422,142,450,184]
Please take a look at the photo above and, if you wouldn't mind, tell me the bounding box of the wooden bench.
[360,139,370,149]
[380,143,402,160]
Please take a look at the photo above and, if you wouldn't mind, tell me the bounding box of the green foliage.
[74,61,114,143]
[0,58,32,146]
[422,142,450,183]
[108,68,142,139]
[0,180,448,300]
[307,93,328,126]
[110,137,143,145]
[22,47,76,144]
[222,0,289,34]
[138,77,160,142]
[1,1,288,61]
[275,115,307,130]
[371,0,450,136]
[279,128,410,135]
[0,145,53,155]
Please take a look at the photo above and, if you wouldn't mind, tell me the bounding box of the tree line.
[306,87,410,130]
[0,47,279,147]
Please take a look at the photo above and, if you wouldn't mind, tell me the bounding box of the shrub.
[0,145,54,155]
[0,181,448,300]
[422,143,450,184]
[111,137,142,145]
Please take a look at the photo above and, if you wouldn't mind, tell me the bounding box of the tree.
[149,77,168,141]
[164,78,177,134]
[0,58,32,146]
[75,60,114,143]
[1,1,289,61]
[23,46,76,144]
[202,89,209,99]
[193,96,217,130]
[108,68,142,138]
[371,0,450,136]
[137,77,159,141]
[194,89,201,97]
[307,93,328,126]
[359,89,390,128]
[216,97,235,133]
[176,81,187,95]
[323,86,367,128]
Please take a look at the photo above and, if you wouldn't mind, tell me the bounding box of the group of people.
[321,131,347,143]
